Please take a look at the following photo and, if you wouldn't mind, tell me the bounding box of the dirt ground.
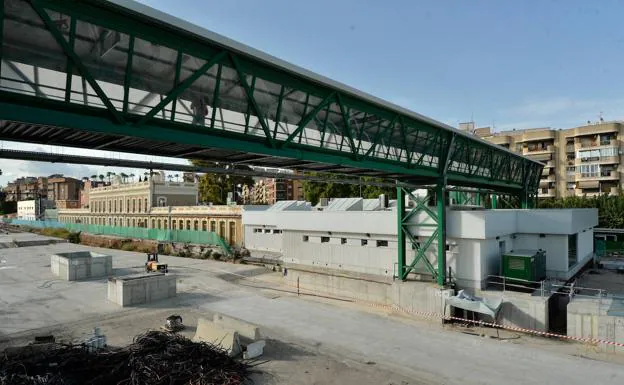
[1,307,418,385]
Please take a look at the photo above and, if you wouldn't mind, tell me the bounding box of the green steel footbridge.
[0,0,543,285]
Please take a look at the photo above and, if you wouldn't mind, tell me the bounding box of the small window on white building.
[321,236,330,243]
[341,238,347,244]
[302,235,309,242]
[273,229,282,234]
[376,240,388,247]
[264,229,271,234]
[361,239,368,246]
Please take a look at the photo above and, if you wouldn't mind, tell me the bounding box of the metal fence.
[2,219,232,253]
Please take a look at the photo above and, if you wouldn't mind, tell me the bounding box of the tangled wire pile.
[0,331,250,385]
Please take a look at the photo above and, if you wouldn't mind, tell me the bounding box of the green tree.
[538,194,624,228]
[302,175,395,205]
[190,160,254,204]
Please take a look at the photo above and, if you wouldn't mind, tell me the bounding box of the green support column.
[396,186,406,279]
[520,190,529,209]
[491,194,497,209]
[476,191,481,206]
[436,184,446,286]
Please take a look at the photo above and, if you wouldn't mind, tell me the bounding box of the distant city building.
[47,175,81,202]
[17,199,54,220]
[244,178,304,205]
[57,171,245,245]
[3,176,47,202]
[3,175,82,205]
[472,121,624,198]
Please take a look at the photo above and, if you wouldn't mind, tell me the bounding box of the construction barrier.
[2,219,232,253]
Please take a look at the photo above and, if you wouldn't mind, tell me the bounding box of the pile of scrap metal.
[164,314,185,332]
[0,331,250,385]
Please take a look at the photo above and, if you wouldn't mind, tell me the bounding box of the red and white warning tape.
[220,268,624,349]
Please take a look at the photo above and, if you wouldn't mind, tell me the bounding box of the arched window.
[138,199,142,213]
[145,198,148,212]
[113,200,117,213]
[202,221,207,231]
[194,220,199,231]
[164,220,168,229]
[132,218,136,227]
[186,220,191,230]
[108,200,111,213]
[157,219,162,229]
[127,199,130,213]
[229,221,236,245]
[219,221,225,237]
[113,218,117,226]
[172,220,177,230]
[210,221,216,232]
[179,220,183,229]
[151,219,155,228]
[132,199,136,213]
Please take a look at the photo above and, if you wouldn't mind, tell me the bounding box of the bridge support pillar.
[396,185,446,286]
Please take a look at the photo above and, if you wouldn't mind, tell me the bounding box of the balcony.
[542,160,555,169]
[599,139,620,147]
[523,144,554,155]
[576,171,619,181]
[575,156,620,165]
[538,188,556,198]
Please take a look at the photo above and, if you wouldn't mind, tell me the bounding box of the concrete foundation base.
[51,251,112,281]
[107,273,176,306]
[283,264,453,319]
[568,297,624,353]
[479,290,550,332]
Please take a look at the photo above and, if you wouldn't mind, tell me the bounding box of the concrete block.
[213,313,261,341]
[107,273,176,307]
[567,297,624,353]
[243,340,266,359]
[194,318,241,356]
[50,251,112,281]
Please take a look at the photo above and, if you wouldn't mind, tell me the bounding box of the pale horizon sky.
[2,0,623,186]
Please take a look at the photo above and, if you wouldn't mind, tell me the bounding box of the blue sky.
[139,0,624,130]
[2,0,623,185]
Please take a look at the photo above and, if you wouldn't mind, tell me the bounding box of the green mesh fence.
[3,219,231,254]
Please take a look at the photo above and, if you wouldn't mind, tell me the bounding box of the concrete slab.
[1,239,624,384]
[213,313,261,341]
[193,317,241,356]
[0,232,67,248]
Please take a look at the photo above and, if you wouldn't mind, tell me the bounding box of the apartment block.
[474,121,623,198]
[243,178,304,205]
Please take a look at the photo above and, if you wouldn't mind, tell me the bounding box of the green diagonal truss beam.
[397,187,446,283]
[30,0,125,124]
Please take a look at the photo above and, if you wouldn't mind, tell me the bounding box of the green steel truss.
[0,0,545,288]
[0,0,542,191]
[397,186,447,285]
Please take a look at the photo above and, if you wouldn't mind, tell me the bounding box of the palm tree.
[175,173,179,182]
[129,173,135,182]
[120,172,129,183]
[167,175,173,182]
[98,174,104,182]
[106,171,116,183]
[90,174,97,181]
